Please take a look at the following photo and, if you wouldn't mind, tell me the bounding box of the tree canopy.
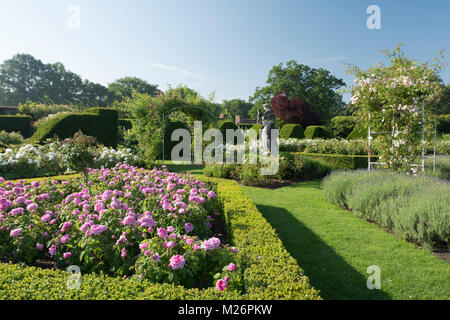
[250,60,346,122]
[0,54,109,107]
[220,99,253,121]
[107,77,159,102]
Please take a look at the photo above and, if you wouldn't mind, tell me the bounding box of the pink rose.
[168,255,185,270]
[216,279,228,291]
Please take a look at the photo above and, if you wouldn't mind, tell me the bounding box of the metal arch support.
[367,98,437,175]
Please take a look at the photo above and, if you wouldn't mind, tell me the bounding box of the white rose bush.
[346,45,445,172]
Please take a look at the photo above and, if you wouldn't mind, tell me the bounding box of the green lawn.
[242,180,450,300]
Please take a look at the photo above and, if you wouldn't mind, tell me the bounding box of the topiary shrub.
[162,121,190,160]
[330,116,356,138]
[218,120,238,138]
[437,115,450,134]
[249,123,263,138]
[346,126,368,140]
[0,115,32,138]
[29,108,118,147]
[304,126,332,139]
[280,124,305,139]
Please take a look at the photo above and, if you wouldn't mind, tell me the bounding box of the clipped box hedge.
[0,115,32,138]
[0,176,320,300]
[29,108,118,147]
[280,124,305,139]
[304,126,332,139]
[294,152,376,170]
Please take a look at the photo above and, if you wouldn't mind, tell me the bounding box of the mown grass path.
[242,180,450,300]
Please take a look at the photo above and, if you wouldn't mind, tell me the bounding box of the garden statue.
[256,109,262,125]
[261,103,275,154]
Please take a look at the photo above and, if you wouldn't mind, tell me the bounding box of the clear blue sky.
[0,0,449,103]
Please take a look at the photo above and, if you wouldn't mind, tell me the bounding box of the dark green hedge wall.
[280,124,305,139]
[295,152,376,170]
[304,126,332,139]
[162,121,190,160]
[0,115,32,138]
[29,108,118,147]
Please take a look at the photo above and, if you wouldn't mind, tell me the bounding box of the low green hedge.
[280,124,305,139]
[294,152,376,170]
[304,126,332,139]
[29,108,118,147]
[0,115,32,138]
[0,176,320,300]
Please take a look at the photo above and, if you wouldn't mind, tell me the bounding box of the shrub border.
[0,175,320,300]
[294,152,377,170]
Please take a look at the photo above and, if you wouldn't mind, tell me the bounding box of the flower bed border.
[0,175,320,300]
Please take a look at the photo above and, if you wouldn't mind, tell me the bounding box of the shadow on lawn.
[256,203,392,300]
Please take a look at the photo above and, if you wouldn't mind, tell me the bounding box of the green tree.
[108,77,159,102]
[250,61,345,122]
[435,83,450,115]
[0,54,46,105]
[220,99,253,120]
[0,54,108,107]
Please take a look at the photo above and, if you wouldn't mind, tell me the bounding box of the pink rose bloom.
[63,252,72,259]
[185,238,194,245]
[224,276,230,282]
[36,243,44,251]
[184,223,193,233]
[207,191,217,199]
[139,242,148,250]
[121,247,127,258]
[122,215,135,225]
[61,221,72,233]
[49,245,57,256]
[60,234,70,244]
[167,226,175,233]
[216,279,228,291]
[227,263,236,272]
[9,207,24,216]
[26,203,38,211]
[157,227,168,239]
[193,244,200,250]
[168,255,185,270]
[201,237,221,251]
[10,228,22,238]
[164,241,176,249]
[144,250,151,256]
